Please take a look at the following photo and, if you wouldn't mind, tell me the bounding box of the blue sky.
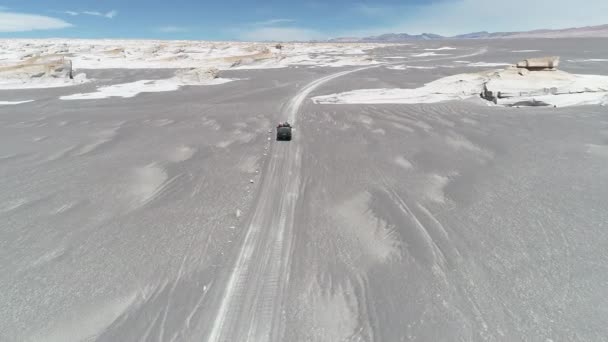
[1,0,607,40]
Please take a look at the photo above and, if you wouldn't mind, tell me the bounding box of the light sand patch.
[395,156,413,169]
[168,145,196,162]
[568,59,608,63]
[238,155,260,173]
[47,145,77,161]
[387,65,437,70]
[216,140,233,149]
[445,134,483,153]
[393,122,415,133]
[0,153,18,161]
[54,201,78,214]
[359,115,373,125]
[61,77,233,100]
[0,198,28,213]
[424,174,450,204]
[152,119,175,127]
[313,72,486,105]
[298,277,361,342]
[445,133,494,160]
[30,247,66,268]
[467,62,511,67]
[129,163,169,207]
[412,52,450,57]
[415,120,433,131]
[203,119,221,131]
[236,131,255,144]
[461,117,479,126]
[0,100,33,105]
[333,192,401,265]
[586,144,608,158]
[424,47,457,51]
[74,128,118,156]
[30,293,138,342]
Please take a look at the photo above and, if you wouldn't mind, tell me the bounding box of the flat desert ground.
[1,38,607,341]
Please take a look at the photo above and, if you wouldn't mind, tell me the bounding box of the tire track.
[207,48,488,342]
[206,66,380,342]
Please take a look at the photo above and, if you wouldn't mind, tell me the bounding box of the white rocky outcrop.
[0,39,386,72]
[174,67,220,83]
[481,65,608,106]
[0,56,71,79]
[515,56,560,70]
[60,67,232,100]
[313,57,608,108]
[0,55,88,89]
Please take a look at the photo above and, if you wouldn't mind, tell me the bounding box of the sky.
[0,0,607,41]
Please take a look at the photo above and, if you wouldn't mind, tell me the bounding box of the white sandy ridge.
[424,47,457,51]
[61,75,233,100]
[0,39,387,71]
[313,72,486,104]
[466,62,511,67]
[386,65,437,70]
[568,59,608,63]
[411,52,451,57]
[312,67,608,107]
[0,100,34,105]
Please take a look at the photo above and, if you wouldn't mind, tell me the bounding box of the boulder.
[104,47,125,56]
[0,57,73,80]
[516,56,560,70]
[481,64,608,106]
[174,67,220,83]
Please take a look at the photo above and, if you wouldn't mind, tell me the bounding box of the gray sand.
[1,39,607,341]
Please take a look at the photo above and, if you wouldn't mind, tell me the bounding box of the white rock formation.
[481,59,608,106]
[314,57,608,108]
[60,67,232,100]
[174,67,220,83]
[0,56,70,79]
[0,55,88,89]
[516,56,560,70]
[0,39,385,72]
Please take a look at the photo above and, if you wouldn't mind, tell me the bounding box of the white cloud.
[0,11,72,32]
[253,18,295,26]
[239,26,326,41]
[158,26,189,33]
[77,10,117,19]
[82,11,102,16]
[105,10,117,19]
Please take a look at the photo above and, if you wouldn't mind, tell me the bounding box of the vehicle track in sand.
[207,48,488,342]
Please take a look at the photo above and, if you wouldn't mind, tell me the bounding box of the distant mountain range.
[329,24,608,42]
[330,33,444,42]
